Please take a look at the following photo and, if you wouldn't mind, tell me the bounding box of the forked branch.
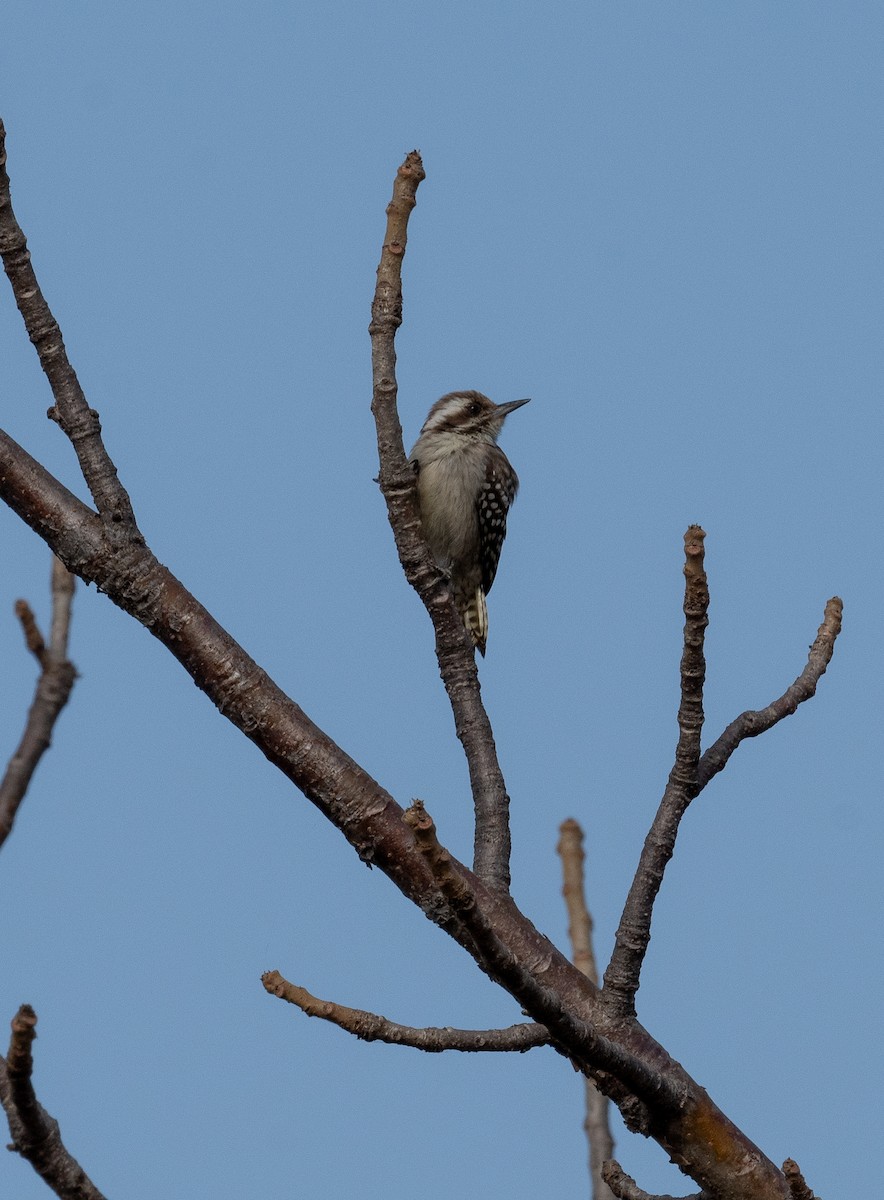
[403,802,683,1115]
[604,531,841,1020]
[0,557,77,850]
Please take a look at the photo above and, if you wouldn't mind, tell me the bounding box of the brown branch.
[0,130,826,1199]
[404,802,683,1116]
[604,527,709,1018]
[0,119,138,532]
[782,1160,821,1200]
[558,818,602,987]
[602,1161,707,1200]
[369,151,513,894]
[697,598,842,791]
[0,1005,107,1200]
[262,971,550,1052]
[0,557,77,850]
[0,421,798,1200]
[558,819,616,1200]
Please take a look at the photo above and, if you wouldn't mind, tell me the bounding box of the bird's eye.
[468,402,481,415]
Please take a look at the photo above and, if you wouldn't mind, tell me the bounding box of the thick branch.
[697,598,842,790]
[604,528,709,1018]
[0,558,77,850]
[558,819,616,1200]
[0,1005,107,1200]
[404,801,682,1116]
[368,150,513,894]
[262,972,550,1052]
[0,119,137,530]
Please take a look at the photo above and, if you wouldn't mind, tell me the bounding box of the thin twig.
[0,1005,108,1200]
[558,819,616,1200]
[15,598,46,663]
[697,598,842,790]
[602,1161,707,1200]
[0,557,77,850]
[49,555,76,657]
[603,528,710,1018]
[0,119,138,531]
[262,972,550,1052]
[558,818,602,986]
[369,151,514,894]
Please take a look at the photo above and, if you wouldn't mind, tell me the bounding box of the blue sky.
[1,4,880,1197]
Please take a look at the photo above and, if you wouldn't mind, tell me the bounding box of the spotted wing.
[477,448,519,596]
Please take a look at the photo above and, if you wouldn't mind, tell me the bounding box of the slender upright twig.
[604,527,709,1017]
[0,120,137,532]
[0,557,76,850]
[558,819,616,1200]
[368,152,514,893]
[0,1005,108,1200]
[404,802,683,1113]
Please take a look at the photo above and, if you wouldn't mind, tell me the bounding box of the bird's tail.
[463,587,489,656]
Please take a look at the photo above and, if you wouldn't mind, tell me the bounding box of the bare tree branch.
[602,1161,707,1200]
[0,1005,107,1200]
[604,527,710,1018]
[603,540,842,1024]
[559,818,602,988]
[262,971,550,1052]
[0,129,833,1200]
[369,150,514,895]
[697,598,842,790]
[0,557,77,850]
[0,119,137,532]
[782,1160,821,1200]
[558,819,616,1200]
[0,415,813,1195]
[403,801,683,1116]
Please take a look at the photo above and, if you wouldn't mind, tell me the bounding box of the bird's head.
[419,390,530,444]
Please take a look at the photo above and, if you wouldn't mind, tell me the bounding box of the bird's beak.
[496,397,531,417]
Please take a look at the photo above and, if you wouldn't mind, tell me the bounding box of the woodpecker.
[408,390,529,655]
